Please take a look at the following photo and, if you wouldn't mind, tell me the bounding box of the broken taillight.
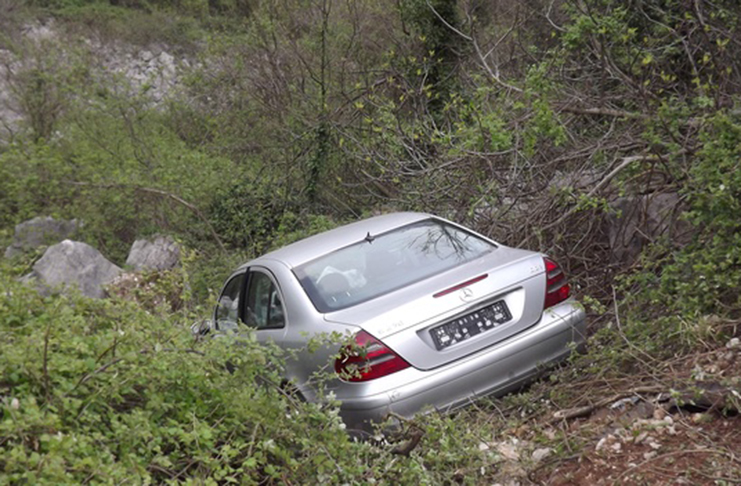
[335,330,410,382]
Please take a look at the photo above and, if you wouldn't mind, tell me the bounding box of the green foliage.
[25,0,106,9]
[0,144,71,228]
[3,37,92,143]
[443,89,512,155]
[637,112,741,317]
[0,266,520,483]
[397,0,462,114]
[598,111,741,360]
[208,176,292,253]
[0,62,234,260]
[557,0,740,104]
[207,174,343,256]
[25,1,204,49]
[0,270,351,483]
[27,0,254,20]
[268,212,340,250]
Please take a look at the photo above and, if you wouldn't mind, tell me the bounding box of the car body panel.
[213,212,588,431]
[245,212,431,270]
[227,261,358,402]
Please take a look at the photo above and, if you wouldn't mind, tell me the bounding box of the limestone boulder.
[4,216,80,258]
[607,192,692,265]
[126,235,181,272]
[25,240,122,298]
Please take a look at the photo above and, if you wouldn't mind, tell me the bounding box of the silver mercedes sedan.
[213,212,586,432]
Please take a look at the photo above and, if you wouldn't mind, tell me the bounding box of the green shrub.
[0,270,342,483]
[207,177,291,253]
[0,265,505,483]
[623,112,741,320]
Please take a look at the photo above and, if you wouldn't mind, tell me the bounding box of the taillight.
[335,330,410,382]
[544,257,571,309]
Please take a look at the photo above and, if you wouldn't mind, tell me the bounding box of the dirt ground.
[537,407,741,484]
[478,338,741,485]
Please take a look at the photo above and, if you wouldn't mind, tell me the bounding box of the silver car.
[213,212,586,432]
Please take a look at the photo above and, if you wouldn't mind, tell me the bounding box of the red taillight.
[544,257,571,309]
[335,330,410,382]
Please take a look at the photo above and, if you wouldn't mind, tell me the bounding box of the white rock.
[596,437,608,451]
[126,235,181,271]
[531,448,552,462]
[496,442,520,461]
[25,240,122,298]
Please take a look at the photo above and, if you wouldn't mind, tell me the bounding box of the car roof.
[240,212,433,270]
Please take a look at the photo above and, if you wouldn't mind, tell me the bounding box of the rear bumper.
[335,301,586,432]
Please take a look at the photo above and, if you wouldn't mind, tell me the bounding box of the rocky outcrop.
[607,192,691,264]
[14,226,183,300]
[24,239,122,298]
[125,235,181,271]
[0,20,188,142]
[4,216,81,259]
[102,46,181,103]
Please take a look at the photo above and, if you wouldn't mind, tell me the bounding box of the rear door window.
[244,271,285,329]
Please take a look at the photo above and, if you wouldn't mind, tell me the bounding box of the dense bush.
[0,267,504,483]
[604,111,741,358]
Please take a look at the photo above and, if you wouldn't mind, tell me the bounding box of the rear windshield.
[294,219,495,312]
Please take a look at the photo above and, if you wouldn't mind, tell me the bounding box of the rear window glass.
[294,219,495,312]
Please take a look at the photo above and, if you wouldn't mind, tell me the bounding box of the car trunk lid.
[324,247,547,371]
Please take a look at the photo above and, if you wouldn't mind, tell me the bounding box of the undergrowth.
[0,266,499,484]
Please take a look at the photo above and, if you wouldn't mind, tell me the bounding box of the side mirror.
[190,319,215,338]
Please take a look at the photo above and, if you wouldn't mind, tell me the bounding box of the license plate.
[430,300,512,350]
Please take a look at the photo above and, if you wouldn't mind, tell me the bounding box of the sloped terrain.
[2,0,741,483]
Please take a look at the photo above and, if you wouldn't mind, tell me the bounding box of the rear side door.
[242,267,288,343]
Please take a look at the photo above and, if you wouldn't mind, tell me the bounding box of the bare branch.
[425,0,523,93]
[65,181,227,252]
[518,150,686,248]
[559,106,648,120]
[425,0,471,41]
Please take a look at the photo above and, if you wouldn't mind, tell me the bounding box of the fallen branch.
[385,411,425,456]
[551,385,665,422]
[559,106,648,119]
[551,381,740,423]
[612,448,741,485]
